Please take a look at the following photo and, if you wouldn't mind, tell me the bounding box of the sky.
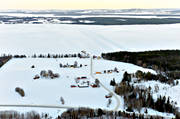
[0,0,180,10]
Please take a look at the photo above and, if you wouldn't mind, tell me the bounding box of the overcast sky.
[0,0,180,9]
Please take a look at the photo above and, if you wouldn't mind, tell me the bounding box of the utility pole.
[90,57,93,77]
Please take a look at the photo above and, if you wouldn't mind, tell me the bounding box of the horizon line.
[0,8,180,11]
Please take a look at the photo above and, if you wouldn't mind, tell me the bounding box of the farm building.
[96,72,102,74]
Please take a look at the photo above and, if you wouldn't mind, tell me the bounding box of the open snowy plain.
[0,23,180,118]
[0,57,156,118]
[0,24,180,55]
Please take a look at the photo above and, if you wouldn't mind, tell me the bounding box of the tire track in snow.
[85,27,128,51]
[77,27,126,52]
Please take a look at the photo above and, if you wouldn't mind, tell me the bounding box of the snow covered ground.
[132,80,180,118]
[0,57,155,117]
[157,80,180,108]
[0,20,179,118]
[0,24,180,55]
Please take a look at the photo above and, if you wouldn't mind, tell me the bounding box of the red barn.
[71,85,77,88]
[91,84,98,88]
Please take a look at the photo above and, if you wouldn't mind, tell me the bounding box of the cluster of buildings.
[70,76,99,88]
[95,67,119,74]
[59,61,86,68]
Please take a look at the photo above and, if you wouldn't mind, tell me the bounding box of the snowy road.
[0,104,74,109]
[99,82,120,111]
[91,74,120,111]
[90,57,120,111]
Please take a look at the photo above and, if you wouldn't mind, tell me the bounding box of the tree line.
[1,53,89,59]
[102,50,180,75]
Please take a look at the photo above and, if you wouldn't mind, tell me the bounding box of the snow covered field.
[0,23,180,118]
[0,24,180,55]
[0,57,155,117]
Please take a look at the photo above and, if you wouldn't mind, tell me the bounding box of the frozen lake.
[0,24,180,55]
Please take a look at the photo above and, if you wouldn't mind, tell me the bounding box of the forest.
[102,50,180,78]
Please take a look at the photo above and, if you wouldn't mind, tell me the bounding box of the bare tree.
[95,79,100,87]
[60,97,65,105]
[74,61,78,68]
[107,99,112,107]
